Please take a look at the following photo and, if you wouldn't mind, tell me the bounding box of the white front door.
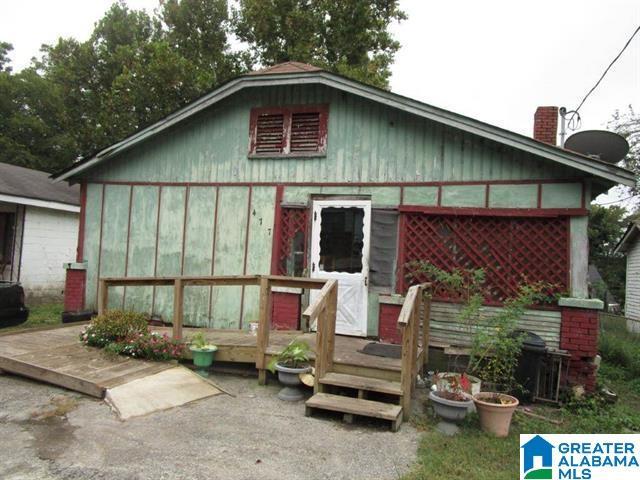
[310,200,371,337]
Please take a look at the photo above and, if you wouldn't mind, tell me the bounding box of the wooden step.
[305,393,403,431]
[319,372,403,396]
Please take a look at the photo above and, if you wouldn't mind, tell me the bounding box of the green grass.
[404,315,640,480]
[4,303,63,332]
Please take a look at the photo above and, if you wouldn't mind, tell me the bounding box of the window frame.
[0,211,16,266]
[248,104,329,158]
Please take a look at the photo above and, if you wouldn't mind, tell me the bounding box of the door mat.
[358,342,402,359]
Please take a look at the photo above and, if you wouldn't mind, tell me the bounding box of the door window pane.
[319,207,364,273]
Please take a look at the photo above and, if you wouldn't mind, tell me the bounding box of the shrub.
[118,332,185,361]
[80,310,183,361]
[81,310,149,347]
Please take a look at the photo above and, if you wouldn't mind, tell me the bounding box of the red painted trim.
[398,205,588,217]
[179,186,190,275]
[122,185,134,309]
[95,184,106,307]
[76,182,87,262]
[537,183,542,209]
[85,178,585,188]
[238,186,253,328]
[208,186,220,321]
[396,213,407,293]
[566,217,572,293]
[151,186,162,315]
[270,185,285,274]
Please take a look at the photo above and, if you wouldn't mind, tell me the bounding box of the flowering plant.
[80,310,184,361]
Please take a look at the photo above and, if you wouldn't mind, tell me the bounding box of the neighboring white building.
[0,163,79,302]
[614,221,640,333]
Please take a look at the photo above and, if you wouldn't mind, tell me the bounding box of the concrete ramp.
[105,366,221,420]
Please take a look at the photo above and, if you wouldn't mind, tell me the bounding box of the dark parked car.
[0,281,29,328]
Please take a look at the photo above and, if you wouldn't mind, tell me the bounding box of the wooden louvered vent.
[249,105,328,157]
[255,113,285,154]
[290,112,321,153]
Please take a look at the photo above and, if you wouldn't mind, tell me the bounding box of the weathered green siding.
[182,186,217,326]
[84,86,578,184]
[78,83,591,335]
[124,185,159,314]
[429,301,561,348]
[210,186,249,329]
[100,185,130,309]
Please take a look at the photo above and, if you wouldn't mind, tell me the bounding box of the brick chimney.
[533,106,558,145]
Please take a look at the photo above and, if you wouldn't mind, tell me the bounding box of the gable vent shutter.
[255,113,285,154]
[290,112,321,153]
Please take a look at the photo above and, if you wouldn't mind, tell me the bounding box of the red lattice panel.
[277,207,309,275]
[401,213,569,304]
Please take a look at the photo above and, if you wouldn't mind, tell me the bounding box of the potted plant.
[268,339,312,401]
[429,372,474,422]
[472,392,519,437]
[189,332,218,377]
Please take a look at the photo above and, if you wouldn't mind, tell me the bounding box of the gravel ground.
[0,371,422,480]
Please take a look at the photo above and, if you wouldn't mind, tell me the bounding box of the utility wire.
[597,195,635,206]
[566,24,640,129]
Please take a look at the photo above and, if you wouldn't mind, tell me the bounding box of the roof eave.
[53,71,636,187]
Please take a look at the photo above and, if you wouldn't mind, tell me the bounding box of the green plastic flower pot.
[190,346,218,375]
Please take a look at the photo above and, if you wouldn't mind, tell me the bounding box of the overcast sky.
[2,0,639,204]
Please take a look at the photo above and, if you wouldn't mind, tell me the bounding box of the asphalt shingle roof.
[0,162,79,206]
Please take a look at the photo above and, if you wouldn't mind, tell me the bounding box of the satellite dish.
[564,130,629,164]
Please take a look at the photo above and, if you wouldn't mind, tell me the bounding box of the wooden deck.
[0,324,422,396]
[155,326,418,381]
[0,324,173,398]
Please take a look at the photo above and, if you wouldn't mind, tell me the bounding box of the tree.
[232,0,406,88]
[609,106,640,204]
[588,204,628,306]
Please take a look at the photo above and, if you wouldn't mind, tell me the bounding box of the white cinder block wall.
[19,206,79,301]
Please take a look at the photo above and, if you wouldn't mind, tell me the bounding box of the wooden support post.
[314,305,328,393]
[422,289,431,369]
[97,279,108,315]
[326,281,338,372]
[411,293,421,391]
[400,322,413,421]
[172,278,184,341]
[256,277,272,385]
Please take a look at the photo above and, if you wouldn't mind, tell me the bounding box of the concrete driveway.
[0,371,420,480]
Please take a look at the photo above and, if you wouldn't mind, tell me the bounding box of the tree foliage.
[0,0,405,173]
[609,106,640,203]
[588,204,628,306]
[233,0,406,88]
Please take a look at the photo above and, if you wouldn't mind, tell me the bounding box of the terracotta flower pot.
[473,392,519,437]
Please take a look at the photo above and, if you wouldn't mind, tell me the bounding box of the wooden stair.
[306,372,404,431]
[319,372,402,396]
[305,392,403,432]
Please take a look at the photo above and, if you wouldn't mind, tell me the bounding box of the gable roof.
[0,162,79,211]
[614,220,640,254]
[53,63,635,187]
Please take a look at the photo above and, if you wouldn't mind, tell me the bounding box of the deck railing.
[301,279,338,392]
[97,275,331,384]
[397,282,432,419]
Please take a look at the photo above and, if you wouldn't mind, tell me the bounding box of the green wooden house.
[55,62,633,388]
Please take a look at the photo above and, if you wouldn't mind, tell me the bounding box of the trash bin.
[513,330,547,402]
